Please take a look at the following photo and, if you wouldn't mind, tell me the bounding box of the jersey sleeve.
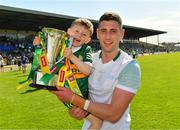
[116,60,141,93]
[83,45,93,65]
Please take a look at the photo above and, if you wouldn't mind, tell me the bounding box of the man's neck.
[101,50,119,63]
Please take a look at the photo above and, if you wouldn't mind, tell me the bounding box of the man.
[52,12,141,129]
[0,53,4,72]
[21,53,27,73]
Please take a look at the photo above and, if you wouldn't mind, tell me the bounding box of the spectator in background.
[17,56,22,71]
[21,54,27,73]
[132,49,137,59]
[0,53,4,72]
[8,54,13,70]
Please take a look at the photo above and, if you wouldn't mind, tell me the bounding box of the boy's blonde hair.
[71,18,94,36]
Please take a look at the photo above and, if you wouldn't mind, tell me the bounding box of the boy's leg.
[86,114,102,130]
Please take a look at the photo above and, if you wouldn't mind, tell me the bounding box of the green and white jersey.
[72,44,92,64]
[82,50,141,130]
[70,44,92,99]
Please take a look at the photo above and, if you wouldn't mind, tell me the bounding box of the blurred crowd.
[0,35,34,72]
[0,35,176,72]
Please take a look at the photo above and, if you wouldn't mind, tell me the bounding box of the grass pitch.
[131,52,180,129]
[0,52,180,129]
[0,70,82,129]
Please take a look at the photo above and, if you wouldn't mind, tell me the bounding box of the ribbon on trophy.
[57,58,83,108]
[38,33,85,104]
[16,31,46,90]
[21,28,66,87]
[16,46,42,90]
[57,59,83,96]
[38,34,71,85]
[17,27,85,104]
[39,31,51,75]
[37,33,84,100]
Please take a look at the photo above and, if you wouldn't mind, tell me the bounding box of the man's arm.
[52,60,140,122]
[88,60,141,122]
[51,87,135,123]
[87,87,134,123]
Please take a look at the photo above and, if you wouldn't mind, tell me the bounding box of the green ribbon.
[40,61,64,85]
[39,32,46,50]
[18,28,73,91]
[18,47,42,85]
[39,37,73,85]
[28,47,42,80]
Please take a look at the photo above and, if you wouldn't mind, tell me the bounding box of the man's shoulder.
[120,50,132,60]
[117,50,133,65]
[125,60,140,72]
[117,60,141,93]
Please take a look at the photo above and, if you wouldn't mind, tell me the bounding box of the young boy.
[34,18,102,129]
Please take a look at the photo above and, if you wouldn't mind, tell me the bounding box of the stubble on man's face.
[97,21,123,53]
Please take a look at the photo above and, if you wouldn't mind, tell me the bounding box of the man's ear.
[85,37,91,44]
[120,29,125,40]
[96,29,99,40]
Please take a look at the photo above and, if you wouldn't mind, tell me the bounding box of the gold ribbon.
[71,64,87,79]
[57,59,83,96]
[40,52,51,74]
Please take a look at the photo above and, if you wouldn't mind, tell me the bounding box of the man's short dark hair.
[98,12,123,29]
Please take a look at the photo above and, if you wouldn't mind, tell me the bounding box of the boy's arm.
[64,48,92,75]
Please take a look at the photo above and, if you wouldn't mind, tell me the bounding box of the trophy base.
[29,83,57,90]
[29,71,58,91]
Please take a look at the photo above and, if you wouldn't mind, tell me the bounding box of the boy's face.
[67,24,91,47]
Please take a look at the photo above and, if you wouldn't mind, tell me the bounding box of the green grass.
[0,52,180,129]
[131,52,180,129]
[0,70,83,129]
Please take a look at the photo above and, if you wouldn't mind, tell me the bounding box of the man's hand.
[51,87,74,103]
[69,106,89,120]
[51,88,89,120]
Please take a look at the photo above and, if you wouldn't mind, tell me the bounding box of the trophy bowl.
[31,27,69,89]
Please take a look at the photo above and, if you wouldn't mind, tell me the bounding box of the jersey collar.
[99,49,121,62]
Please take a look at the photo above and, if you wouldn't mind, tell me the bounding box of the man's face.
[68,24,91,47]
[97,20,124,53]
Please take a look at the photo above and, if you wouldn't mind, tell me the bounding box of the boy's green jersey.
[66,44,92,99]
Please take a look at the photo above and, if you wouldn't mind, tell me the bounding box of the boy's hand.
[64,48,73,59]
[33,36,40,46]
[68,106,89,120]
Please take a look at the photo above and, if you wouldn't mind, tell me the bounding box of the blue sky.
[0,0,180,43]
